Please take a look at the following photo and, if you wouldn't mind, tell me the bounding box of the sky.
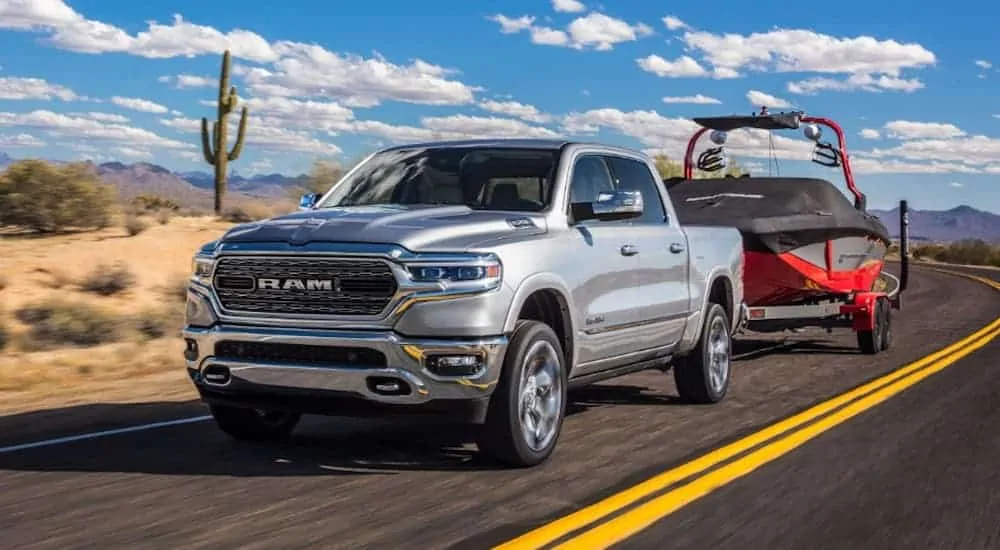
[0,0,998,212]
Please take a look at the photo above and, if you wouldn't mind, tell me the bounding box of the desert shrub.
[79,262,137,296]
[131,194,181,212]
[0,159,117,233]
[130,307,182,340]
[0,318,8,351]
[0,273,8,292]
[123,213,149,236]
[15,299,125,349]
[159,273,190,302]
[154,209,172,225]
[219,203,273,223]
[911,240,1000,267]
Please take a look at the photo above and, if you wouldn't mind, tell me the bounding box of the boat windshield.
[314,146,560,212]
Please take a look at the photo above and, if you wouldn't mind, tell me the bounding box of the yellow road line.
[558,321,1000,548]
[495,268,1000,550]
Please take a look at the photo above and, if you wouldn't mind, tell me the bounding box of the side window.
[569,155,616,205]
[606,156,667,224]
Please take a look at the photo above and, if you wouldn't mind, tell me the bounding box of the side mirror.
[298,193,320,211]
[592,189,643,221]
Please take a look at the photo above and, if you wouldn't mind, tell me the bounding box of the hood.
[218,204,548,251]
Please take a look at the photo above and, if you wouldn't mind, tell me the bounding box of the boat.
[664,108,910,354]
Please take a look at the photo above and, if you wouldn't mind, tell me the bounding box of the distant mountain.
[871,205,1000,243]
[178,170,309,199]
[0,150,309,210]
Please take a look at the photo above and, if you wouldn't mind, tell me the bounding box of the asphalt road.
[1,264,998,550]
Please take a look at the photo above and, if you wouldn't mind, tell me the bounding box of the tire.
[476,320,568,468]
[209,404,301,442]
[857,297,889,355]
[673,302,732,404]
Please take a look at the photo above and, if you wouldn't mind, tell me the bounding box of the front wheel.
[672,302,732,404]
[209,404,302,442]
[476,320,568,468]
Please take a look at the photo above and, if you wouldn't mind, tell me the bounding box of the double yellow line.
[496,269,1000,550]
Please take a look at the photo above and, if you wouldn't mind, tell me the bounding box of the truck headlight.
[404,258,502,290]
[191,256,215,285]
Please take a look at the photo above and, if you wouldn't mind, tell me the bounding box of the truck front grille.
[212,256,398,316]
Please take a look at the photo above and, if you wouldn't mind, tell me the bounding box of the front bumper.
[182,323,508,411]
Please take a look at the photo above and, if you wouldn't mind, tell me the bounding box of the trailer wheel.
[857,297,889,355]
[878,297,892,351]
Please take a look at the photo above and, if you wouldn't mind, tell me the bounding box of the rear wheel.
[476,320,567,468]
[673,302,731,404]
[209,404,301,442]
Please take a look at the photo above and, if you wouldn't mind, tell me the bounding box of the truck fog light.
[425,354,485,377]
[184,338,199,361]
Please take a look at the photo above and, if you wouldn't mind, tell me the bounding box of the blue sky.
[0,0,998,212]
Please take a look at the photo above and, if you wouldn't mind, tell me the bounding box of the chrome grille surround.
[212,255,399,317]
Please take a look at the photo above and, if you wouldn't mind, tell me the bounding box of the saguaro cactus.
[200,49,248,214]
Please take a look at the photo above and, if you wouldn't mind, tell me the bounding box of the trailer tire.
[857,297,890,355]
[673,302,731,404]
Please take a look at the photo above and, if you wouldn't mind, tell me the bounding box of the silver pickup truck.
[182,138,745,467]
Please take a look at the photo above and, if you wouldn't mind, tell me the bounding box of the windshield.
[314,146,560,212]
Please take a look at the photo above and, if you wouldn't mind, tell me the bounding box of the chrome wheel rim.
[707,315,730,394]
[517,340,563,452]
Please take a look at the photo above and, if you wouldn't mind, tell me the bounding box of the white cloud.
[237,46,479,107]
[884,120,966,140]
[681,28,935,75]
[0,109,190,149]
[488,14,535,34]
[662,16,689,31]
[552,0,586,13]
[0,76,78,101]
[69,111,131,123]
[637,54,708,77]
[975,60,992,69]
[559,107,814,162]
[662,94,721,104]
[478,100,553,123]
[4,2,481,108]
[850,157,982,174]
[490,11,653,51]
[787,73,924,94]
[859,128,881,139]
[348,114,560,143]
[113,146,154,160]
[0,133,45,148]
[249,158,274,174]
[948,181,964,187]
[746,90,793,108]
[239,96,355,133]
[110,96,169,114]
[158,74,215,89]
[159,115,342,156]
[867,136,1000,166]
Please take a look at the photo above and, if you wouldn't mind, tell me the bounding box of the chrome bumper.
[182,324,508,405]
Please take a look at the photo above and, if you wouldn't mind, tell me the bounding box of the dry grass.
[0,214,234,412]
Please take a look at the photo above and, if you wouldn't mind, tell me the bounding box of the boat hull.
[743,235,888,306]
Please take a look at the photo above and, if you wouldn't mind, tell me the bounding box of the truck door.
[605,154,691,351]
[563,153,648,373]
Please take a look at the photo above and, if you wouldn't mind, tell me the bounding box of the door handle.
[669,242,685,254]
[620,244,639,256]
